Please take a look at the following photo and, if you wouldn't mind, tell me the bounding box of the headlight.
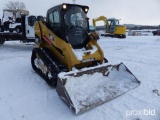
[63,4,67,9]
[85,8,88,12]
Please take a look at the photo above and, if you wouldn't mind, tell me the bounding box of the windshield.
[108,19,119,26]
[64,6,89,48]
[64,6,88,32]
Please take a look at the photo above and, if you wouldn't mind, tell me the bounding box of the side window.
[48,11,61,38]
[115,20,119,25]
[48,11,60,27]
[49,12,54,24]
[108,21,111,26]
[37,16,44,22]
[53,11,60,23]
[110,21,114,26]
[28,16,36,26]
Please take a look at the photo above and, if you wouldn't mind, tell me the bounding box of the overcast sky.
[0,0,160,25]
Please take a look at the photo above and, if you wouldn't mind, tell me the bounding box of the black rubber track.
[31,48,67,87]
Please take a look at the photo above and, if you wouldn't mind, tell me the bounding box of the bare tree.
[5,1,27,10]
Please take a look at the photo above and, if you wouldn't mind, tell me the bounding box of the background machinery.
[93,16,126,38]
[0,9,29,33]
[31,3,140,114]
[0,15,44,45]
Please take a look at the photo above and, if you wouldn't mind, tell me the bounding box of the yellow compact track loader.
[31,3,140,114]
[93,16,126,38]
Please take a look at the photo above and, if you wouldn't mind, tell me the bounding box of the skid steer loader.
[31,3,140,114]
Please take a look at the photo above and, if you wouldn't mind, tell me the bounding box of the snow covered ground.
[0,36,160,120]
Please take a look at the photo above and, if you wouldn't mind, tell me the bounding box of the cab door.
[25,15,36,38]
[109,20,116,32]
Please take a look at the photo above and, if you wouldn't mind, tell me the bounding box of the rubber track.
[31,48,67,87]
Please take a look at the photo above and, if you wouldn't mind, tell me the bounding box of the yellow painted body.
[93,16,109,30]
[114,26,126,35]
[34,21,104,71]
[93,16,126,36]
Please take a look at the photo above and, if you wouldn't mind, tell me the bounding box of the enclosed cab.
[45,4,89,48]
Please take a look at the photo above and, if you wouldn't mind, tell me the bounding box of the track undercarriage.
[31,48,67,87]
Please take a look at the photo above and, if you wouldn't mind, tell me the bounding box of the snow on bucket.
[56,63,140,114]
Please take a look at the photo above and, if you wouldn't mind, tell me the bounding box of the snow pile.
[155,38,160,42]
[72,45,98,60]
[0,36,160,120]
[64,63,139,114]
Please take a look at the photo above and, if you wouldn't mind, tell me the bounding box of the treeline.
[94,25,160,31]
[126,25,160,30]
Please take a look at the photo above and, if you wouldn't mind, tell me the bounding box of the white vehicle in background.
[0,15,45,44]
[9,19,22,33]
[0,9,29,33]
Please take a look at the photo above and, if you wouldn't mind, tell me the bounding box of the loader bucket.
[56,62,140,115]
